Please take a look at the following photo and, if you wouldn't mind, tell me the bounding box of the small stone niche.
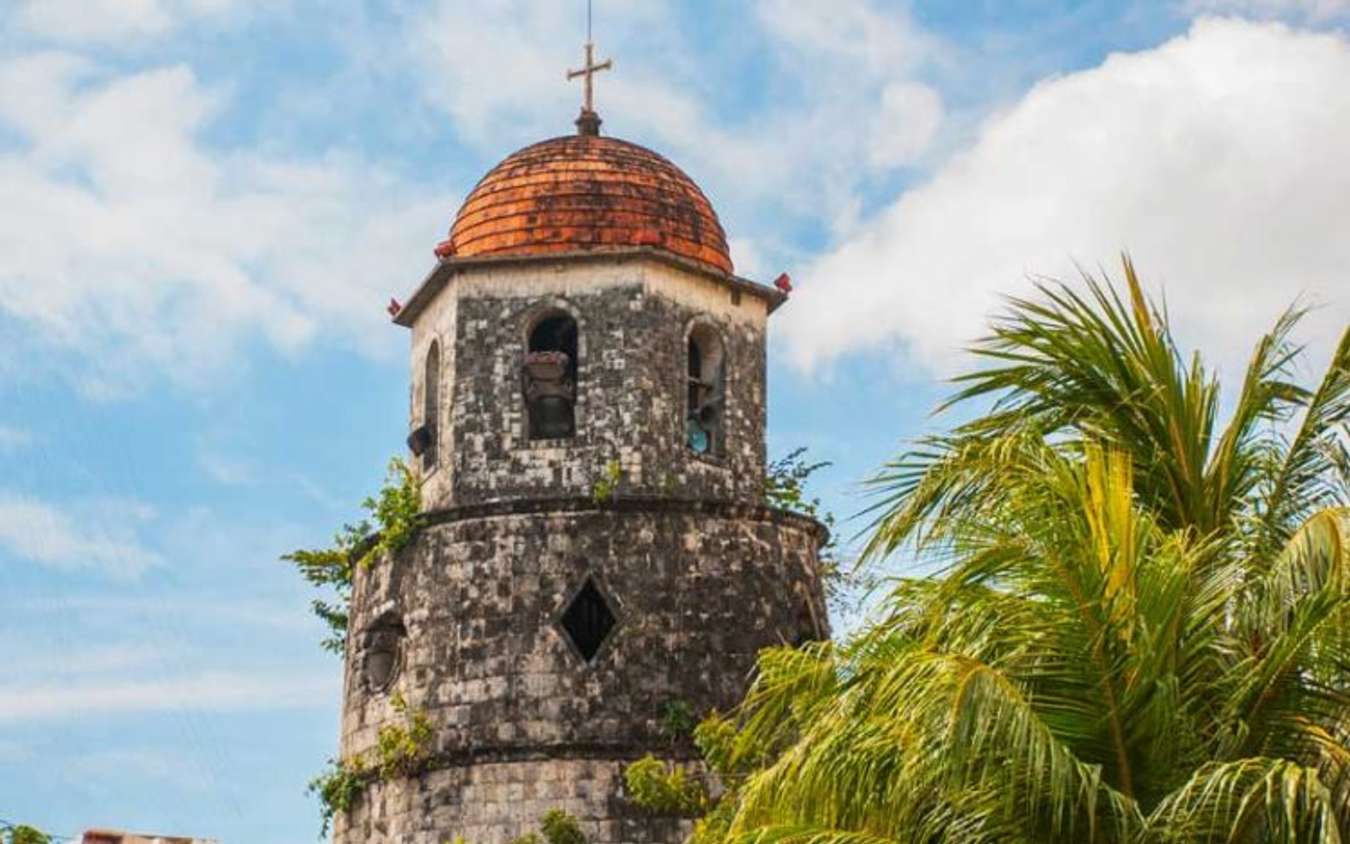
[361,613,407,693]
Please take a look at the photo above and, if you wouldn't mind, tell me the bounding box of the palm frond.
[1143,757,1344,843]
[1252,328,1350,557]
[705,259,1350,844]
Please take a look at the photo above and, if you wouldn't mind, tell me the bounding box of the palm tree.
[701,258,1350,843]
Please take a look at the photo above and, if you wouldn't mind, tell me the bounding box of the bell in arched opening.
[524,314,579,440]
[686,324,725,456]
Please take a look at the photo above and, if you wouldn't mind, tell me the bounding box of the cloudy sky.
[1,0,1347,840]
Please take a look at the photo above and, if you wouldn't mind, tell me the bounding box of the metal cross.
[567,41,612,115]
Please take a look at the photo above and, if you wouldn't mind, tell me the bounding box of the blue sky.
[1,1,1347,841]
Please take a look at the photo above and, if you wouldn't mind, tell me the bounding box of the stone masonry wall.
[338,757,688,844]
[408,257,770,511]
[335,500,827,844]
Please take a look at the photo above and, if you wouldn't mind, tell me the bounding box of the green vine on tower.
[624,710,744,844]
[282,457,422,655]
[763,447,861,615]
[309,692,435,836]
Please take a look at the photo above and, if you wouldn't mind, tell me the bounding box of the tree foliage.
[765,447,860,614]
[764,448,835,528]
[282,457,421,654]
[539,809,588,844]
[309,692,435,835]
[3,826,50,844]
[672,257,1350,843]
[503,810,589,844]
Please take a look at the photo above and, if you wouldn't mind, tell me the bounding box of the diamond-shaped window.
[559,577,618,662]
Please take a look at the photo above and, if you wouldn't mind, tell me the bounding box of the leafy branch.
[309,692,435,836]
[765,447,861,615]
[282,458,422,654]
[624,710,746,844]
[591,458,623,504]
[1,825,51,844]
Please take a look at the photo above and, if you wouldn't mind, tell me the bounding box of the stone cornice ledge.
[393,247,789,328]
[352,741,703,796]
[420,495,830,546]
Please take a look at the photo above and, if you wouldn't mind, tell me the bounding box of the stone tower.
[334,104,829,844]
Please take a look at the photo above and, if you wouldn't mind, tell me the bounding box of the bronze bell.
[524,350,576,439]
[530,396,575,439]
[406,423,434,457]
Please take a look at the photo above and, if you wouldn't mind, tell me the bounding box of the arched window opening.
[420,340,441,471]
[524,313,579,440]
[686,324,725,455]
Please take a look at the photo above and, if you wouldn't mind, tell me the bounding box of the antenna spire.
[567,1,612,136]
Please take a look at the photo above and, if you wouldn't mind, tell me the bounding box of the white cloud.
[728,237,768,281]
[778,18,1350,378]
[0,739,30,763]
[0,52,444,395]
[0,669,336,721]
[3,643,176,678]
[0,0,948,391]
[14,0,247,44]
[0,492,163,576]
[198,451,257,485]
[408,0,948,258]
[1184,0,1350,21]
[0,425,34,451]
[69,747,199,785]
[754,0,934,76]
[868,82,946,169]
[3,594,321,632]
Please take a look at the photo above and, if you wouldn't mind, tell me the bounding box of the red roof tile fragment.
[443,135,733,275]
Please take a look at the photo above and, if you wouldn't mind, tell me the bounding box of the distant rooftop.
[82,830,217,844]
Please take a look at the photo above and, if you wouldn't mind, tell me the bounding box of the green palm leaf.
[668,258,1349,844]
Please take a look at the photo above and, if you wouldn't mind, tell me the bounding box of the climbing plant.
[657,698,698,743]
[538,810,587,844]
[309,692,435,835]
[590,458,623,504]
[763,447,832,525]
[624,755,708,817]
[764,447,862,615]
[309,756,367,838]
[491,810,590,844]
[624,711,743,844]
[282,457,422,654]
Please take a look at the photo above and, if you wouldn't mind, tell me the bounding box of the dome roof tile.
[438,134,733,275]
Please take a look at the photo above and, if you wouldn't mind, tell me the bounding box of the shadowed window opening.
[686,324,725,455]
[792,588,826,648]
[420,340,440,471]
[560,577,616,662]
[524,314,579,439]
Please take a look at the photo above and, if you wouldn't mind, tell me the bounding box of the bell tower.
[333,84,828,844]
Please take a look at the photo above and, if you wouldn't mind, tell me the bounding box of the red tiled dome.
[437,134,733,275]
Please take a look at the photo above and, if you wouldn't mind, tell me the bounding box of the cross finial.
[567,40,612,136]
